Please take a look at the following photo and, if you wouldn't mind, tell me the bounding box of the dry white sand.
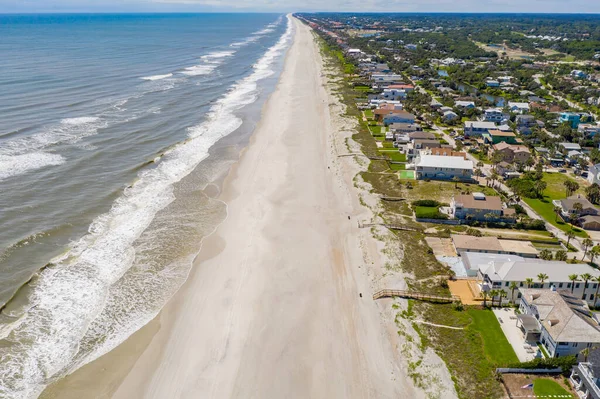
[42,17,424,399]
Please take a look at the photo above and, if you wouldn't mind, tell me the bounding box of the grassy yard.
[399,179,499,204]
[415,305,511,398]
[523,173,589,238]
[533,378,573,397]
[364,109,373,119]
[378,150,406,162]
[467,309,519,365]
[414,206,447,219]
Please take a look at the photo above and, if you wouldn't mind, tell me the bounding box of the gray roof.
[560,142,582,150]
[474,254,600,283]
[520,289,600,343]
[416,155,473,170]
[559,195,596,212]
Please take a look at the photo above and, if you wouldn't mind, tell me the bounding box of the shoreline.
[42,17,422,399]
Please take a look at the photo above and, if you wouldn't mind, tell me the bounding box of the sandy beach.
[42,17,421,399]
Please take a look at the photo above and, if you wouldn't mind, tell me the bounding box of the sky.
[1,0,600,14]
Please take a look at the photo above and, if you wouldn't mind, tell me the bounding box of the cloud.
[2,0,600,13]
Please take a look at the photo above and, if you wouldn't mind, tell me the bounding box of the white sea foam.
[181,49,236,76]
[140,73,173,81]
[0,152,65,180]
[0,16,294,399]
[0,117,105,180]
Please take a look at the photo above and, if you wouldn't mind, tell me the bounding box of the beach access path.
[44,17,421,399]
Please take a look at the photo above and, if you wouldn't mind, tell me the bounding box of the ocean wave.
[0,152,65,181]
[181,49,236,77]
[140,73,173,81]
[0,117,105,180]
[0,15,294,399]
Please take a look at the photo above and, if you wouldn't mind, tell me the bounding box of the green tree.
[553,205,563,222]
[591,246,600,264]
[581,273,593,300]
[539,249,553,260]
[452,176,460,189]
[525,277,534,288]
[593,276,600,308]
[533,180,547,198]
[582,238,594,261]
[566,229,576,249]
[564,180,579,197]
[509,281,519,304]
[585,183,600,204]
[572,202,583,218]
[555,250,568,261]
[569,274,579,293]
[537,273,549,287]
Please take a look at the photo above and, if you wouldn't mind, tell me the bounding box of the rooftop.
[416,155,473,170]
[559,194,596,211]
[520,289,600,343]
[454,194,503,211]
[474,254,600,282]
[487,130,516,137]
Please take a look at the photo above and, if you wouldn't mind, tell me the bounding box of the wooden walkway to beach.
[358,222,418,232]
[337,153,405,164]
[373,289,461,303]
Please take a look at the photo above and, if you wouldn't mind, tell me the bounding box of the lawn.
[533,378,573,397]
[414,206,447,219]
[467,309,519,365]
[399,170,415,179]
[363,109,373,119]
[399,179,499,203]
[378,150,406,162]
[523,173,589,238]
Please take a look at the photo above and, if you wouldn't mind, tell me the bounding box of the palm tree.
[499,290,508,307]
[555,250,568,261]
[593,276,600,308]
[488,289,497,307]
[509,281,518,304]
[481,288,490,308]
[566,229,576,249]
[553,205,563,222]
[539,249,553,260]
[537,273,549,288]
[581,272,593,300]
[573,202,584,220]
[490,171,500,188]
[525,278,534,288]
[591,246,600,264]
[569,274,579,293]
[582,238,594,261]
[452,176,460,189]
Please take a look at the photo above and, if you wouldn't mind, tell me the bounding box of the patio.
[492,308,540,362]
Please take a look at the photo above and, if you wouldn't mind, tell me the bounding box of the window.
[594,284,598,289]
[505,282,509,287]
[519,282,523,287]
[576,283,580,288]
[583,294,587,300]
[567,283,571,288]
[573,343,578,347]
[558,283,563,288]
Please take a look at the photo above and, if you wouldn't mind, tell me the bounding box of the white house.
[415,155,473,181]
[455,101,476,109]
[443,110,459,121]
[508,102,530,113]
[464,121,511,137]
[519,288,600,358]
[381,88,407,101]
[471,254,600,305]
[484,108,507,123]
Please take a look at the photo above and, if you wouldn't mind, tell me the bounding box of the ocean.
[0,13,292,398]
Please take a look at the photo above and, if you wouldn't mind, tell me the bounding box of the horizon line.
[3,11,600,15]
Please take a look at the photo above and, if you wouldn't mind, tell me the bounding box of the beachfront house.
[570,348,600,399]
[519,288,600,357]
[552,194,598,221]
[383,110,416,126]
[453,237,538,259]
[579,123,600,137]
[415,155,473,181]
[450,193,515,223]
[482,130,518,145]
[463,252,600,304]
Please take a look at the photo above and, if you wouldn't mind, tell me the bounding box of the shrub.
[412,199,441,207]
[508,356,576,374]
[466,227,482,237]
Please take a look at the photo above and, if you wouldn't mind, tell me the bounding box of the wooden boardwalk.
[373,289,461,303]
[337,153,405,164]
[358,222,418,232]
